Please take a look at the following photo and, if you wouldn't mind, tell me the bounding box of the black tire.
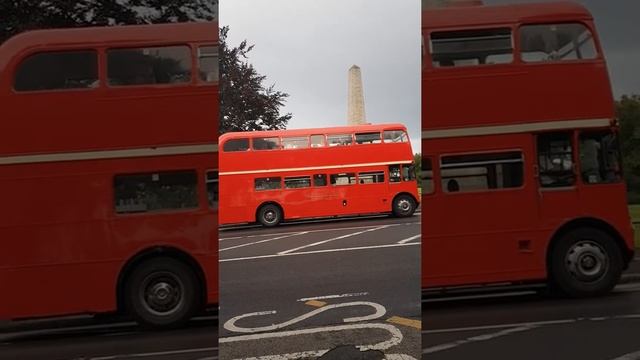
[548,228,623,298]
[124,257,200,329]
[257,203,282,227]
[392,194,416,217]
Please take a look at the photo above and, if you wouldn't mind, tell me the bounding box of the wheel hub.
[565,241,608,282]
[141,274,183,316]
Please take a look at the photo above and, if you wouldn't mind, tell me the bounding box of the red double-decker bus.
[422,2,635,297]
[219,124,419,227]
[0,21,219,328]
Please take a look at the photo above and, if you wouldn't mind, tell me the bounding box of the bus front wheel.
[258,204,282,227]
[124,257,200,329]
[392,195,416,217]
[549,228,623,298]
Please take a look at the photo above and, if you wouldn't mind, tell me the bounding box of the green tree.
[413,153,422,187]
[617,94,640,203]
[0,0,217,44]
[219,26,292,133]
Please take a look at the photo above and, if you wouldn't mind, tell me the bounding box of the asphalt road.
[422,275,640,360]
[219,214,422,359]
[0,315,218,360]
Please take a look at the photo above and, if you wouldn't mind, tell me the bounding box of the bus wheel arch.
[256,202,284,227]
[545,218,627,297]
[116,247,206,328]
[391,193,418,217]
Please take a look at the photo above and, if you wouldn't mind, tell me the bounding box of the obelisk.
[347,65,366,125]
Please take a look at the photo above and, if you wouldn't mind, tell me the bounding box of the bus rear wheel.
[392,195,416,217]
[258,204,282,227]
[548,228,623,298]
[124,257,200,329]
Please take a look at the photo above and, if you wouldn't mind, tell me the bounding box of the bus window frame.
[104,43,196,89]
[517,21,602,65]
[437,149,527,195]
[11,47,102,94]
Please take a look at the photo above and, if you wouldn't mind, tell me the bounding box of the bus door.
[328,172,358,216]
[308,173,339,218]
[535,132,581,229]
[423,146,539,287]
[354,170,388,214]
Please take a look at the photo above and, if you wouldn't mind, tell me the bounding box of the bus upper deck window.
[107,46,192,86]
[430,28,513,68]
[383,130,408,143]
[253,137,280,150]
[355,132,382,144]
[198,45,218,83]
[282,137,309,149]
[520,23,598,63]
[310,135,325,148]
[14,50,98,92]
[327,134,353,147]
[223,138,249,152]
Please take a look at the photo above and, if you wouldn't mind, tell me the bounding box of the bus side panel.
[0,170,117,319]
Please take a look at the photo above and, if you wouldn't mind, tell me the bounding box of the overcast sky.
[484,0,640,98]
[220,0,422,152]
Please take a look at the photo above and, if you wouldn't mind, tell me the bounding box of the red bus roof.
[0,21,218,70]
[422,1,592,30]
[220,123,408,141]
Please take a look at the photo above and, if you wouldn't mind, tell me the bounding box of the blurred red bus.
[421,2,634,297]
[0,21,219,328]
[219,124,419,227]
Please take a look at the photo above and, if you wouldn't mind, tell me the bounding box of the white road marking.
[219,232,308,252]
[219,322,403,360]
[223,301,386,333]
[220,242,419,263]
[220,222,420,241]
[87,347,218,359]
[297,292,369,302]
[422,319,576,335]
[385,355,418,360]
[397,235,420,244]
[610,350,640,360]
[423,325,536,354]
[278,225,390,255]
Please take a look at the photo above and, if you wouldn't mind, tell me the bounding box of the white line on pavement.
[423,325,537,354]
[422,319,576,335]
[219,222,420,241]
[223,301,386,333]
[220,242,419,263]
[278,225,390,255]
[219,232,308,252]
[86,347,218,360]
[297,292,369,302]
[609,350,640,360]
[397,234,420,244]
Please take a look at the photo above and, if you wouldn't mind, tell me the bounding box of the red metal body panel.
[0,22,219,320]
[219,124,419,225]
[421,3,633,289]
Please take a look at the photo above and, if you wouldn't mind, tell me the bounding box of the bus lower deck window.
[579,131,622,184]
[330,173,356,185]
[114,170,198,214]
[538,133,575,187]
[440,152,524,192]
[314,174,328,186]
[255,177,282,191]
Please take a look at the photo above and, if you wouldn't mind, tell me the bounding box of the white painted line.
[220,242,419,263]
[297,292,369,302]
[219,232,308,252]
[397,234,420,244]
[223,301,386,333]
[278,225,390,255]
[609,350,640,360]
[385,355,418,360]
[219,322,403,358]
[220,221,421,241]
[423,325,536,354]
[422,319,576,335]
[88,347,218,360]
